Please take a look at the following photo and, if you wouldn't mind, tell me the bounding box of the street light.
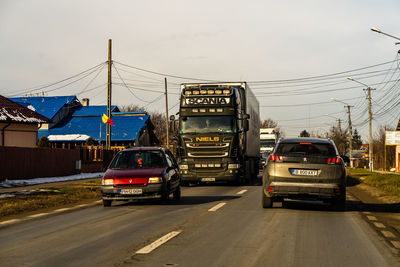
[347,77,375,172]
[370,27,400,44]
[331,99,353,168]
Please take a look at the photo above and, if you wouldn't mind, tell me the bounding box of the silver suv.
[262,138,346,210]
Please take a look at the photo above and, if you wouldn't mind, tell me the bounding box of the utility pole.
[365,87,375,171]
[164,78,169,148]
[106,39,112,150]
[346,106,353,168]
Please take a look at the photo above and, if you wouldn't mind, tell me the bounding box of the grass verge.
[0,180,101,218]
[347,168,400,197]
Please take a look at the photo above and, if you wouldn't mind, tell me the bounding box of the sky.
[1,0,399,139]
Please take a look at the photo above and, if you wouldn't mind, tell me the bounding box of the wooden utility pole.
[106,39,112,150]
[165,77,169,148]
[364,87,375,171]
[346,105,353,168]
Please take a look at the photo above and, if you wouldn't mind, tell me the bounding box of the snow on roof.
[48,134,91,141]
[0,95,50,123]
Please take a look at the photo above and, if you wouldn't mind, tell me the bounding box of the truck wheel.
[262,192,273,208]
[103,199,112,207]
[173,186,181,200]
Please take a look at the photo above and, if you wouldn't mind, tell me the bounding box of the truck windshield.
[180,116,236,133]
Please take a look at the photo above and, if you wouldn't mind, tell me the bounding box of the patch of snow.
[48,134,91,141]
[0,107,44,123]
[27,105,36,111]
[0,172,104,188]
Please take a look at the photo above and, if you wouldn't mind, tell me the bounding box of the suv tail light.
[270,154,283,162]
[327,157,341,164]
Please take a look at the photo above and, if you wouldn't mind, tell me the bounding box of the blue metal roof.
[73,105,119,116]
[38,115,150,142]
[10,96,78,119]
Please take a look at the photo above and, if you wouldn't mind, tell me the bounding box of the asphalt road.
[0,183,399,267]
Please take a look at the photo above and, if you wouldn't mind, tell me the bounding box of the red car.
[101,147,181,207]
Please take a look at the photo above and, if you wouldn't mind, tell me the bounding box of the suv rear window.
[275,143,336,157]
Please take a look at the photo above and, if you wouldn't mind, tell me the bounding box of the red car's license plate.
[120,188,143,195]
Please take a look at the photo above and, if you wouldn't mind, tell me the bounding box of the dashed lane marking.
[136,231,182,254]
[208,202,226,212]
[236,189,248,195]
[366,215,378,221]
[54,208,72,213]
[373,222,386,229]
[391,241,400,249]
[381,230,396,238]
[28,213,48,218]
[0,219,21,225]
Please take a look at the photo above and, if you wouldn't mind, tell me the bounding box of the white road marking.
[0,219,21,225]
[136,231,182,254]
[381,230,396,238]
[373,222,385,228]
[54,208,72,213]
[236,189,248,195]
[391,241,400,249]
[208,202,226,212]
[28,213,48,218]
[362,211,372,215]
[366,215,377,221]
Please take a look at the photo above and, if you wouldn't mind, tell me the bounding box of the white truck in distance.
[260,128,278,154]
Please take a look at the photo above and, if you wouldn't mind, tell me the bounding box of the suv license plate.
[201,177,216,182]
[292,169,318,176]
[120,188,143,195]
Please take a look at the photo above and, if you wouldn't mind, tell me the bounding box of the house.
[11,96,159,148]
[0,95,50,148]
[10,95,81,129]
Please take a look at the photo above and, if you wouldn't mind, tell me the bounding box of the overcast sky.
[1,0,399,139]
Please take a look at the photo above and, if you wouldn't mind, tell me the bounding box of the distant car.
[101,147,181,207]
[262,138,346,210]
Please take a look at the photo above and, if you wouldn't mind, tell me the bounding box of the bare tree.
[373,125,395,170]
[120,105,168,147]
[327,125,347,155]
[259,118,283,137]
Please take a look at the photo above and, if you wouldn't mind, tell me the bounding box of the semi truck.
[171,82,260,185]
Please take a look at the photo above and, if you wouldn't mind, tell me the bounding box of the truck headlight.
[179,164,189,170]
[148,177,163,183]
[228,164,240,169]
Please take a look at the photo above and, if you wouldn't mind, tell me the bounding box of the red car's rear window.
[109,150,165,169]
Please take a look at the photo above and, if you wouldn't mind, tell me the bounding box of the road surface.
[0,183,399,267]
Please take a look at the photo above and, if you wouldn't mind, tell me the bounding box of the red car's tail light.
[270,155,283,162]
[327,157,341,164]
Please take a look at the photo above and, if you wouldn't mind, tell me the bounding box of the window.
[110,150,166,169]
[276,143,336,157]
